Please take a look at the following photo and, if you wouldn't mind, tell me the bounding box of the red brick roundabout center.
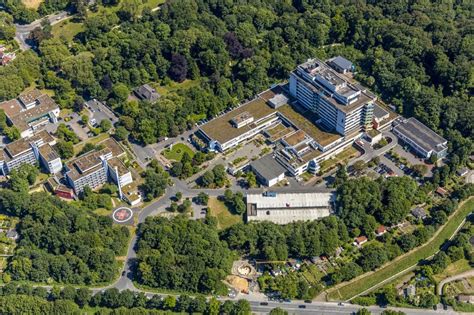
[112,207,133,223]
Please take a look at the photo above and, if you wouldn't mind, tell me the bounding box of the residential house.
[354,236,368,247]
[134,84,160,103]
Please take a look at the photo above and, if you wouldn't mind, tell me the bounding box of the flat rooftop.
[107,157,129,176]
[250,154,287,181]
[283,130,306,147]
[39,144,60,162]
[247,191,335,209]
[2,130,55,160]
[293,72,373,114]
[199,97,276,145]
[98,137,125,158]
[18,89,42,106]
[0,99,22,117]
[393,117,447,153]
[67,148,110,178]
[373,103,389,119]
[9,95,58,132]
[278,104,341,147]
[265,123,296,142]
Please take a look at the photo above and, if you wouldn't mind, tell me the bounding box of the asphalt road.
[15,11,69,50]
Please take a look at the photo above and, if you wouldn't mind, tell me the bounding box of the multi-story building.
[289,57,375,136]
[246,190,335,224]
[0,90,60,138]
[392,117,448,159]
[65,138,137,200]
[65,148,112,194]
[0,130,61,175]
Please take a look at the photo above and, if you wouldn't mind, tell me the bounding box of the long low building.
[246,190,335,224]
[392,117,448,159]
[0,89,60,138]
[249,154,287,187]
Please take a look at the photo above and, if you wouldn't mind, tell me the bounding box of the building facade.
[392,117,448,159]
[0,130,61,175]
[289,58,375,136]
[65,139,135,199]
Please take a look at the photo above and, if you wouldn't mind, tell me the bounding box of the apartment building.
[0,130,61,175]
[246,190,335,224]
[392,117,448,159]
[289,57,375,136]
[0,90,60,138]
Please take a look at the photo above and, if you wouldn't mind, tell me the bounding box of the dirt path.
[438,270,474,295]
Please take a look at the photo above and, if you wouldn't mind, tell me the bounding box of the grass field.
[433,259,471,283]
[154,79,201,96]
[208,197,242,230]
[162,143,194,161]
[73,133,109,155]
[327,197,474,301]
[21,0,43,9]
[52,20,84,41]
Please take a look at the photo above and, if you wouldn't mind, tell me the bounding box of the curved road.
[15,11,69,50]
[438,270,474,296]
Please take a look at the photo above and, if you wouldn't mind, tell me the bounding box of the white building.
[289,58,375,136]
[392,117,448,159]
[65,138,135,201]
[0,90,60,138]
[0,130,61,175]
[199,96,279,152]
[246,190,335,224]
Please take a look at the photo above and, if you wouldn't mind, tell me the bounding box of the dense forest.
[0,0,472,161]
[136,216,234,294]
[0,285,253,315]
[0,190,130,284]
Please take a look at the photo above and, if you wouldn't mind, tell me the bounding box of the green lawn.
[52,20,84,41]
[162,143,194,161]
[433,259,471,283]
[154,79,200,96]
[208,197,242,230]
[327,197,474,301]
[73,133,110,155]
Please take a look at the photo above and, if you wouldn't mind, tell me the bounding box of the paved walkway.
[438,269,474,296]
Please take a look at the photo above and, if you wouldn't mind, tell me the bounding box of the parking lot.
[85,99,118,127]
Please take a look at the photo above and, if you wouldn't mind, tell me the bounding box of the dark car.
[122,271,126,276]
[259,302,268,306]
[304,300,312,304]
[298,305,306,309]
